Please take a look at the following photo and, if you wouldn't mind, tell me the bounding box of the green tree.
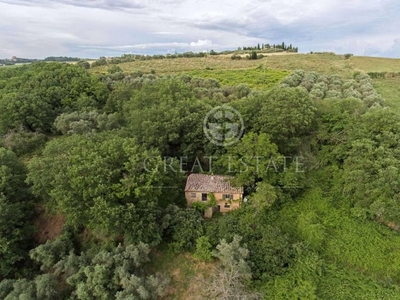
[257,86,317,153]
[27,133,183,244]
[123,78,212,157]
[54,110,122,135]
[342,107,400,223]
[55,243,169,300]
[76,60,90,69]
[104,83,135,114]
[217,132,279,189]
[213,235,251,279]
[0,273,63,299]
[202,235,260,299]
[0,62,109,133]
[205,208,295,280]
[1,126,47,156]
[161,205,205,252]
[107,65,123,74]
[248,51,258,60]
[29,233,74,271]
[34,274,59,300]
[0,148,33,278]
[315,97,366,165]
[2,279,36,300]
[91,57,107,67]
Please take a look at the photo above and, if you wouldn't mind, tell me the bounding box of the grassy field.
[91,55,264,74]
[0,64,29,68]
[90,52,354,76]
[91,52,400,80]
[350,56,400,73]
[373,76,400,109]
[185,68,290,90]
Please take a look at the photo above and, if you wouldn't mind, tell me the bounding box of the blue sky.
[0,0,399,59]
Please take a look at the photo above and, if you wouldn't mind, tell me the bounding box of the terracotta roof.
[185,174,243,194]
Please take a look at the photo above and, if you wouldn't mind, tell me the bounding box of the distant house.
[185,174,243,217]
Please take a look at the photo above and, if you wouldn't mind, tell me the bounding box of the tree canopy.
[27,133,183,245]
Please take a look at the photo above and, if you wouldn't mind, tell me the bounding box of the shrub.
[325,90,343,99]
[54,111,122,135]
[317,75,329,84]
[342,79,358,90]
[76,60,90,69]
[162,205,205,252]
[29,233,74,271]
[231,54,242,60]
[281,70,305,87]
[344,53,353,59]
[309,86,326,99]
[248,51,258,60]
[91,57,107,67]
[363,94,385,107]
[2,126,47,156]
[194,236,213,262]
[343,88,362,99]
[108,65,123,74]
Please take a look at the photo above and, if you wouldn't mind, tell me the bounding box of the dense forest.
[1,61,400,299]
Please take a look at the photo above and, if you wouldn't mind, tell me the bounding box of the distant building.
[185,174,243,217]
[11,56,17,61]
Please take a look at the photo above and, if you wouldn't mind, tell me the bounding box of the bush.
[91,57,107,67]
[343,88,362,99]
[248,51,258,60]
[281,70,305,87]
[162,205,205,252]
[29,234,74,271]
[342,79,358,90]
[344,53,353,59]
[76,60,90,69]
[54,243,169,300]
[107,65,123,74]
[54,111,122,135]
[325,90,343,99]
[231,54,242,60]
[194,236,213,262]
[2,126,47,156]
[205,208,296,280]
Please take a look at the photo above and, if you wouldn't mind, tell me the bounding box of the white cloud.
[189,39,212,47]
[0,0,399,58]
[152,31,184,35]
[80,40,216,53]
[79,42,188,50]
